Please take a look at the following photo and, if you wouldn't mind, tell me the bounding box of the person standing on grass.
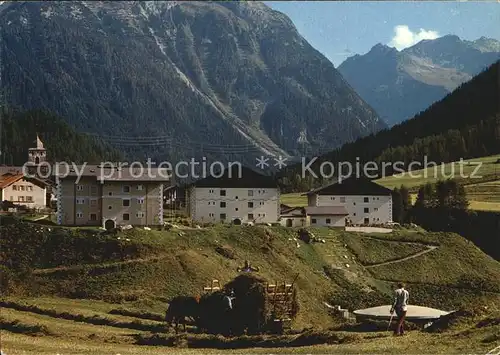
[390,282,409,336]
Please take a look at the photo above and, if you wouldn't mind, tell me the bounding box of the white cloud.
[388,25,440,50]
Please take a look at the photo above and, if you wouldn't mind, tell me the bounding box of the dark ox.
[197,291,234,336]
[165,296,200,332]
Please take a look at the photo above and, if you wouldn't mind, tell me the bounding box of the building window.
[12,185,17,191]
[331,197,335,200]
[326,218,331,224]
[220,213,226,220]
[27,186,33,192]
[108,192,113,196]
[209,189,214,194]
[20,186,25,191]
[340,197,346,203]
[123,199,130,207]
[77,185,83,191]
[235,196,238,200]
[235,207,239,211]
[19,196,24,202]
[220,190,226,196]
[123,185,131,193]
[9,196,13,201]
[137,198,145,204]
[248,213,254,220]
[90,186,97,195]
[209,213,215,217]
[364,197,369,203]
[108,205,112,210]
[76,198,85,204]
[248,202,254,208]
[25,196,33,202]
[374,207,378,211]
[353,213,356,216]
[90,199,97,206]
[137,185,144,191]
[76,212,83,218]
[123,213,130,221]
[248,190,253,197]
[90,213,97,221]
[311,218,317,224]
[220,201,226,208]
[136,212,145,218]
[364,208,369,213]
[364,218,369,224]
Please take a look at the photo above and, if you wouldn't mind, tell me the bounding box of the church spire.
[35,134,44,149]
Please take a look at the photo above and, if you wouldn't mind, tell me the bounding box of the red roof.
[0,174,24,189]
[0,173,48,189]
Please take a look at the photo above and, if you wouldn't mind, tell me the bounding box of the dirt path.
[32,254,169,275]
[486,345,500,355]
[364,246,438,269]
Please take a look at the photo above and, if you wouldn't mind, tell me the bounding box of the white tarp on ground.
[346,227,393,233]
[354,305,451,320]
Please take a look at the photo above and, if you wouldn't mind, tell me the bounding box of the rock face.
[338,35,500,126]
[0,1,384,163]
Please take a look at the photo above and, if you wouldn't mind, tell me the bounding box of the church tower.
[28,135,46,165]
[26,134,48,176]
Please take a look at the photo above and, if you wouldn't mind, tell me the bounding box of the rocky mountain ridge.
[338,34,500,126]
[1,1,384,163]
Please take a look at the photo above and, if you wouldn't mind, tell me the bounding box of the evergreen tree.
[392,187,404,223]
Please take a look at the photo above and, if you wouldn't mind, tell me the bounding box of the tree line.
[0,108,122,165]
[392,179,499,260]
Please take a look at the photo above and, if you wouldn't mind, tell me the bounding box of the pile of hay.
[198,291,232,336]
[225,274,299,335]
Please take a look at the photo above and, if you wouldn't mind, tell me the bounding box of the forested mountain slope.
[0,1,384,163]
[280,61,500,191]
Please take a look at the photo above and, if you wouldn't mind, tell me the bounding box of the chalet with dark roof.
[303,176,393,226]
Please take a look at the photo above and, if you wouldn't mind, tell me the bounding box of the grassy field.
[2,222,500,353]
[281,192,307,207]
[376,154,500,190]
[2,310,499,354]
[282,155,500,211]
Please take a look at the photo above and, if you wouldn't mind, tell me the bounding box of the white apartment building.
[187,166,279,224]
[304,177,393,225]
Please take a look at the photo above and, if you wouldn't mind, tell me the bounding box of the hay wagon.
[265,280,297,333]
[202,275,299,334]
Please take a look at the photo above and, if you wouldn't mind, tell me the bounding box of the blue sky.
[265,1,500,66]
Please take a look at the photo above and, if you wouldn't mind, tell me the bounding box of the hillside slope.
[338,35,500,126]
[0,1,384,162]
[2,220,499,330]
